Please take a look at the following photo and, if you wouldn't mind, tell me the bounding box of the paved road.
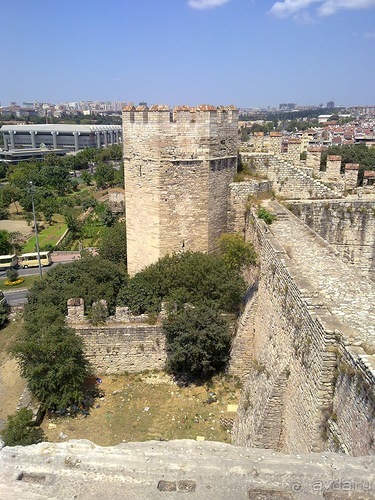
[2,253,81,306]
[3,288,28,306]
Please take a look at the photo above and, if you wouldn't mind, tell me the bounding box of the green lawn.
[0,275,40,291]
[22,222,67,253]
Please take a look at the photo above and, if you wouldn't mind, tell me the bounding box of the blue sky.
[1,0,375,108]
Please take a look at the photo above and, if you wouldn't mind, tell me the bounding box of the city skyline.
[1,0,375,108]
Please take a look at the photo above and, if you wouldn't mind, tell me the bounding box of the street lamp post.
[29,182,43,278]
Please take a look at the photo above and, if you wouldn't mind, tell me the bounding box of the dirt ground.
[0,311,26,431]
[41,372,241,447]
[0,219,31,237]
[0,310,242,446]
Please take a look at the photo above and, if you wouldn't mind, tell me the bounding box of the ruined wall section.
[233,203,375,456]
[123,105,238,275]
[288,200,375,279]
[66,299,166,374]
[240,152,340,200]
[228,180,273,233]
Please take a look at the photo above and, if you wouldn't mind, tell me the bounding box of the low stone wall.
[75,324,166,374]
[66,299,167,374]
[228,179,272,232]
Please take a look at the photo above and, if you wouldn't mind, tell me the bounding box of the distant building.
[327,101,335,109]
[0,124,122,152]
[279,103,296,111]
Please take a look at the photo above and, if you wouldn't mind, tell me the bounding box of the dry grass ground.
[41,372,241,446]
[0,310,242,447]
[0,311,26,431]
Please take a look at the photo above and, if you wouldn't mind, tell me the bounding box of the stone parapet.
[1,440,374,499]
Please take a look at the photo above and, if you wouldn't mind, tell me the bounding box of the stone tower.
[123,104,238,275]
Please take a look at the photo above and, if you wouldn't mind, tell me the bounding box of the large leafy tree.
[163,305,231,378]
[94,163,115,189]
[218,233,257,270]
[12,307,90,411]
[12,255,126,411]
[98,221,127,266]
[0,230,11,254]
[121,251,246,315]
[26,254,126,315]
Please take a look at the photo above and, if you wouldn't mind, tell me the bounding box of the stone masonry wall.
[66,299,166,374]
[123,105,238,275]
[228,180,273,233]
[240,152,340,200]
[232,201,375,456]
[288,200,375,279]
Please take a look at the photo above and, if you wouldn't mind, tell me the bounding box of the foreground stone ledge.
[0,439,373,499]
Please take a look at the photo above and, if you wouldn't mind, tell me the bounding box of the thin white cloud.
[270,0,375,18]
[364,31,375,39]
[188,0,231,9]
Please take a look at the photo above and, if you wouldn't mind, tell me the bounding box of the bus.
[0,254,18,271]
[19,251,52,269]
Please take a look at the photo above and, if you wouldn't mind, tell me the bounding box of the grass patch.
[22,222,67,253]
[42,372,242,446]
[0,312,23,363]
[0,275,40,291]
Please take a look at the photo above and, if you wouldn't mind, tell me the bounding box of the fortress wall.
[327,344,375,455]
[67,300,167,374]
[228,180,273,233]
[233,214,337,453]
[74,324,166,374]
[158,159,210,255]
[240,152,339,199]
[288,200,375,278]
[233,205,375,456]
[124,156,162,274]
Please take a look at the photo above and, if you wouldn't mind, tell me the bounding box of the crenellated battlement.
[122,104,238,125]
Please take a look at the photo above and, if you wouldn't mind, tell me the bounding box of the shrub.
[6,268,19,283]
[217,233,257,270]
[1,408,44,446]
[164,305,231,378]
[122,252,246,315]
[257,207,275,225]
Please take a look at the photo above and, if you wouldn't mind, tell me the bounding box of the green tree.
[98,221,127,266]
[217,233,257,270]
[81,170,93,185]
[1,185,22,214]
[94,163,115,189]
[1,408,44,446]
[0,303,9,328]
[0,230,11,254]
[164,305,231,378]
[6,268,19,283]
[122,252,246,315]
[26,255,125,316]
[12,306,91,411]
